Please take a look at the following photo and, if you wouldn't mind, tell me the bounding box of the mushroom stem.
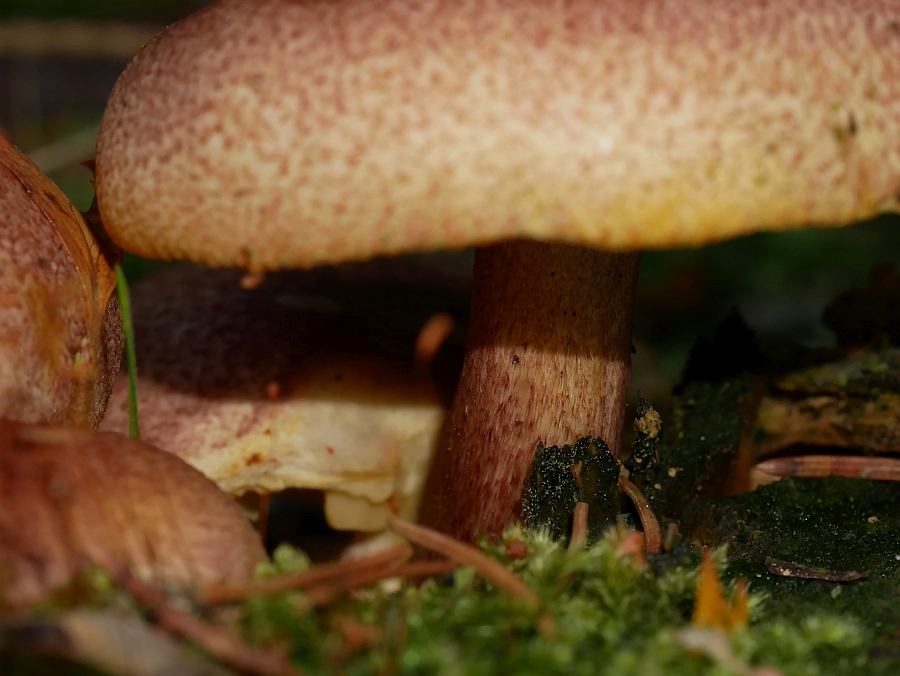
[422,241,640,541]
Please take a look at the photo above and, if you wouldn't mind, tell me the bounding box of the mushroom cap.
[0,421,266,607]
[99,262,463,531]
[96,0,900,270]
[0,134,122,426]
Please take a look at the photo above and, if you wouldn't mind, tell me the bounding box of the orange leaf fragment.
[692,550,748,632]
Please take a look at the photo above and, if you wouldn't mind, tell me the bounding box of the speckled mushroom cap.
[95,0,900,271]
[1,134,122,426]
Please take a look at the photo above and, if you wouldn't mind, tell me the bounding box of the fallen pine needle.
[663,522,679,552]
[568,502,589,553]
[414,312,455,369]
[200,544,413,604]
[256,491,271,544]
[614,530,647,567]
[755,455,900,481]
[765,556,868,582]
[306,560,457,606]
[388,517,541,609]
[122,574,300,676]
[618,476,662,554]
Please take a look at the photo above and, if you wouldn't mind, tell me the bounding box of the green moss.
[4,526,892,675]
[773,348,900,397]
[630,378,749,519]
[521,437,620,541]
[683,477,900,669]
[231,529,878,675]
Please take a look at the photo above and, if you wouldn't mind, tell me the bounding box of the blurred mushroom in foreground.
[100,262,463,534]
[0,420,266,608]
[0,133,122,426]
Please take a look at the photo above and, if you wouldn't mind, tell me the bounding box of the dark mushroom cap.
[99,263,459,531]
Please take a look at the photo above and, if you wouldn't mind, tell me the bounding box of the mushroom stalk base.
[421,241,640,542]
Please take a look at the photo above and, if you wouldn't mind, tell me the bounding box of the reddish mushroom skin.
[421,244,639,539]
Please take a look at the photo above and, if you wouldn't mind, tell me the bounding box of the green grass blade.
[114,263,140,439]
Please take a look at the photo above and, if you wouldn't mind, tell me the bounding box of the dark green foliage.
[0,0,210,22]
[0,653,105,676]
[678,310,766,388]
[521,437,620,541]
[823,264,900,349]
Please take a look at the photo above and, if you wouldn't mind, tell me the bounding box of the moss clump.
[521,437,620,541]
[629,377,749,519]
[2,526,887,675]
[227,528,876,676]
[773,347,900,397]
[683,477,900,666]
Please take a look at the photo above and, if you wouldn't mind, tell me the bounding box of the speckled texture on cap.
[0,421,266,607]
[0,134,122,426]
[96,0,900,270]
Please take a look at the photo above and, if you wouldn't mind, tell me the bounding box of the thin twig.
[122,574,300,676]
[755,455,900,481]
[414,313,455,370]
[200,545,413,605]
[387,517,541,609]
[568,502,589,553]
[765,557,868,582]
[663,522,679,552]
[256,492,271,545]
[618,476,662,554]
[306,560,457,606]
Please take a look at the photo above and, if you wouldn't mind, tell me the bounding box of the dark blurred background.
[3,0,900,401]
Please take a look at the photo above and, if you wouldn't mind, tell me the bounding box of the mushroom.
[0,133,122,426]
[94,0,900,541]
[98,262,459,533]
[0,420,266,607]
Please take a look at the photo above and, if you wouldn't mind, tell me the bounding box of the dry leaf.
[692,550,748,633]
